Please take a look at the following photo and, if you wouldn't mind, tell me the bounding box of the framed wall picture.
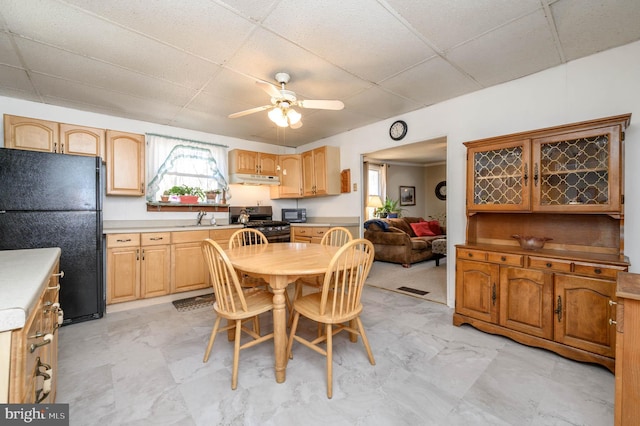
[400,186,415,206]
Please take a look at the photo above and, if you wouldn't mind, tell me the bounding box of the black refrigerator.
[0,148,104,325]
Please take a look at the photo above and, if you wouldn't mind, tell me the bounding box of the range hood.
[229,173,280,185]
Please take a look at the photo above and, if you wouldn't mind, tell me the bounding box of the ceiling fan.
[228,72,344,129]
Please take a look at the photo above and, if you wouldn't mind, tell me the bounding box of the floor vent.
[397,286,429,296]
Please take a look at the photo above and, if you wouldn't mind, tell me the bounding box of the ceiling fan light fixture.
[287,108,301,125]
[268,107,288,127]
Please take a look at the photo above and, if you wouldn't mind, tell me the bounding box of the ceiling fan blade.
[228,105,272,119]
[290,120,303,129]
[256,80,281,98]
[298,99,344,110]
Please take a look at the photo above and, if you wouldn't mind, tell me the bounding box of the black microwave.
[282,208,306,223]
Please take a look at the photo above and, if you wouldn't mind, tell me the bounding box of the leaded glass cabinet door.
[467,140,531,212]
[531,126,621,213]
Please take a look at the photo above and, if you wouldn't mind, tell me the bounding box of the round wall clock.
[435,181,446,200]
[389,120,408,141]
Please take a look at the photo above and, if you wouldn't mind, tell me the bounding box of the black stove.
[229,206,291,243]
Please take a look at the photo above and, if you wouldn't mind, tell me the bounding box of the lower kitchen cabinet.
[106,233,140,304]
[106,228,240,304]
[291,226,327,243]
[140,233,171,298]
[171,230,209,293]
[454,246,624,371]
[7,254,61,403]
[107,232,171,303]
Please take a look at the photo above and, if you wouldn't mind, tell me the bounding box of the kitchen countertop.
[289,217,360,228]
[0,247,61,332]
[103,220,243,234]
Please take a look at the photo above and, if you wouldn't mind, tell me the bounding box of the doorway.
[362,136,447,303]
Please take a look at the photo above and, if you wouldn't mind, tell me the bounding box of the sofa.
[364,217,445,267]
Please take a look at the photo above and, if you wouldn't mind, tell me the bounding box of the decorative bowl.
[512,235,552,250]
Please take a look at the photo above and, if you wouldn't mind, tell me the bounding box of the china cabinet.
[466,115,627,215]
[456,114,631,372]
[614,272,640,425]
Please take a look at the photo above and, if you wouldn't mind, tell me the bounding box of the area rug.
[365,259,447,304]
[172,293,215,312]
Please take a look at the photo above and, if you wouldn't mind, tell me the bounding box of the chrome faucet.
[196,210,206,226]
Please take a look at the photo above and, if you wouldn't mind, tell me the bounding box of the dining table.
[224,242,340,383]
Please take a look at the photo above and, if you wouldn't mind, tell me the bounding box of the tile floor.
[57,286,615,425]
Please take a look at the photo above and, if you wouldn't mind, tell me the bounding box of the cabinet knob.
[468,253,473,257]
[501,256,506,261]
[609,318,617,325]
[546,262,552,268]
[594,268,602,274]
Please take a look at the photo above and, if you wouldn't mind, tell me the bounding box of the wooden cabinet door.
[60,123,105,157]
[258,153,277,175]
[499,267,553,339]
[107,247,140,304]
[466,139,531,212]
[532,125,622,213]
[106,130,145,196]
[141,245,170,298]
[554,274,616,357]
[229,149,258,174]
[4,115,58,153]
[301,150,315,196]
[271,154,302,198]
[455,259,499,323]
[171,242,209,292]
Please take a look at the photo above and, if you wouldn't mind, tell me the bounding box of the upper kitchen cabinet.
[106,130,145,196]
[229,149,278,176]
[465,114,630,215]
[4,114,104,157]
[4,115,58,153]
[270,154,302,199]
[59,123,105,158]
[302,146,340,197]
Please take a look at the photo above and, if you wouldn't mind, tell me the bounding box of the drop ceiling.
[1,0,639,148]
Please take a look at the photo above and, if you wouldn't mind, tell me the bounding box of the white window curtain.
[145,133,229,202]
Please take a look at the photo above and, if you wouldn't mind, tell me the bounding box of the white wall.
[424,164,446,225]
[297,40,640,307]
[3,40,640,308]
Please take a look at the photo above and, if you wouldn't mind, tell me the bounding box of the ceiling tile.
[385,0,541,51]
[0,32,22,67]
[16,38,198,106]
[551,0,640,61]
[61,0,256,63]
[447,10,561,87]
[0,64,32,92]
[344,86,423,120]
[380,56,482,106]
[262,0,435,82]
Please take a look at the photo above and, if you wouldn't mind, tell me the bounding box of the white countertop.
[103,220,243,234]
[0,248,61,332]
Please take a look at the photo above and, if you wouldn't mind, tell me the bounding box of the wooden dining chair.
[293,227,353,300]
[228,228,270,291]
[228,228,292,318]
[286,238,376,398]
[201,238,274,390]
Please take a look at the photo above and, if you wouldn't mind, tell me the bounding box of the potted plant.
[376,197,404,218]
[204,189,222,203]
[168,185,205,204]
[160,190,170,202]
